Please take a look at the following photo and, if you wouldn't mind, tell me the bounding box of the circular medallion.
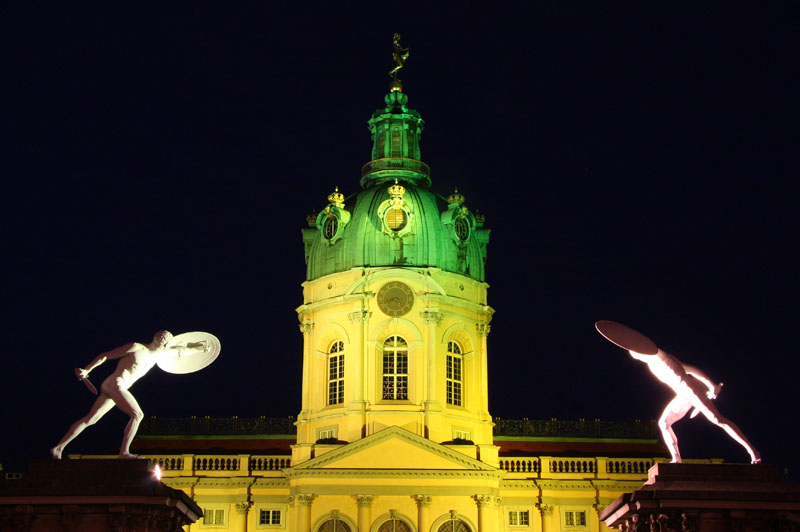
[376,281,414,317]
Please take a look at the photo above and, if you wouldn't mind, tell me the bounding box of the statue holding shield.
[51,330,220,459]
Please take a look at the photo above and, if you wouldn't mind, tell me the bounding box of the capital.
[476,322,491,337]
[234,501,253,514]
[536,503,553,517]
[299,321,315,336]
[357,495,374,507]
[421,309,444,325]
[592,503,606,516]
[413,494,432,507]
[348,310,370,324]
[296,494,316,507]
[474,494,495,508]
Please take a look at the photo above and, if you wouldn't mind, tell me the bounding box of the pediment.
[291,426,494,471]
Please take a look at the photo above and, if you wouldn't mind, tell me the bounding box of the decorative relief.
[474,494,495,508]
[348,310,371,324]
[297,494,316,506]
[235,501,253,514]
[615,512,695,532]
[421,309,444,325]
[412,494,432,507]
[476,322,491,337]
[535,503,553,517]
[299,321,315,336]
[592,503,607,516]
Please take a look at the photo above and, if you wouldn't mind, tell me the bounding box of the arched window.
[382,335,408,400]
[319,518,351,532]
[378,518,412,532]
[446,341,463,406]
[437,517,470,532]
[328,341,345,405]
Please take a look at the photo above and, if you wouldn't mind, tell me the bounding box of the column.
[298,321,315,414]
[535,503,553,532]
[348,310,370,405]
[234,501,253,532]
[413,494,432,532]
[296,494,315,532]
[474,495,494,532]
[476,320,491,414]
[421,309,443,409]
[357,495,373,532]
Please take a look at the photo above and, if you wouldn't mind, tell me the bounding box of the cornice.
[535,480,595,491]
[286,469,504,480]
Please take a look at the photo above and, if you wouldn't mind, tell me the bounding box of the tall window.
[383,335,408,400]
[328,341,344,405]
[446,341,463,406]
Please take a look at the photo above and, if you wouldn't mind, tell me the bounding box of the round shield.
[158,331,221,374]
[595,320,658,355]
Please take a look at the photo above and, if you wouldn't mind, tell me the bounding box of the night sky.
[4,4,798,478]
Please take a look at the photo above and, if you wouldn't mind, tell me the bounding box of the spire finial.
[388,33,409,93]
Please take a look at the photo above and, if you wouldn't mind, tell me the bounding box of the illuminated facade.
[80,83,672,531]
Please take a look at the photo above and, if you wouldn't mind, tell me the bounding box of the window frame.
[382,335,409,401]
[327,341,345,406]
[256,505,287,530]
[446,341,463,406]
[200,506,227,528]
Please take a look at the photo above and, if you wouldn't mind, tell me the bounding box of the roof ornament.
[389,33,409,93]
[447,188,465,206]
[388,179,406,207]
[327,186,345,207]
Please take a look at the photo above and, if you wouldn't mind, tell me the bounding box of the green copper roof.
[302,92,489,282]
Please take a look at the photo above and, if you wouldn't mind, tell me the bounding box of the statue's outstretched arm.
[79,342,135,376]
[683,364,720,397]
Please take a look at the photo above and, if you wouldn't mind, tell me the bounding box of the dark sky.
[4,4,798,477]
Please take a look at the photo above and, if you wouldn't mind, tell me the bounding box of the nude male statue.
[51,330,206,459]
[596,320,761,464]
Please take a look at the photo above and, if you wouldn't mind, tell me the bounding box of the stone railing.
[498,456,662,479]
[143,454,290,476]
[361,158,430,178]
[493,418,659,439]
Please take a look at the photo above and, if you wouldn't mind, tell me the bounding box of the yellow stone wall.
[294,266,494,463]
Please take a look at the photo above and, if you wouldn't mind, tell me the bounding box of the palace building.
[79,70,671,532]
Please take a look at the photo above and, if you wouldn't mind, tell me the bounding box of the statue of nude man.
[51,330,203,459]
[596,320,761,464]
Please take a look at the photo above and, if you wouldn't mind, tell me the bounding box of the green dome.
[301,92,489,282]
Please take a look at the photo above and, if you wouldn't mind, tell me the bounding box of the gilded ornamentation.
[328,186,345,207]
[389,33,409,91]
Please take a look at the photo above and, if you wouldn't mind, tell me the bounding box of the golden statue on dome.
[389,33,409,92]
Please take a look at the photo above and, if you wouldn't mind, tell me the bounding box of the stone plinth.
[0,459,201,532]
[600,462,800,531]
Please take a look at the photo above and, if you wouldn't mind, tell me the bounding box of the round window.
[323,216,338,240]
[454,217,469,240]
[385,207,407,231]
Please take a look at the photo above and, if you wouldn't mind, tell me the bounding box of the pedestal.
[600,462,800,531]
[0,459,202,532]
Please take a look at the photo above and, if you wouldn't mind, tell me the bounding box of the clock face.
[376,281,414,317]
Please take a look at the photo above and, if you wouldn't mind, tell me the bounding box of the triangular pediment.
[291,426,494,471]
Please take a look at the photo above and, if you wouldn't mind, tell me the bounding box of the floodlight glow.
[153,464,162,481]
